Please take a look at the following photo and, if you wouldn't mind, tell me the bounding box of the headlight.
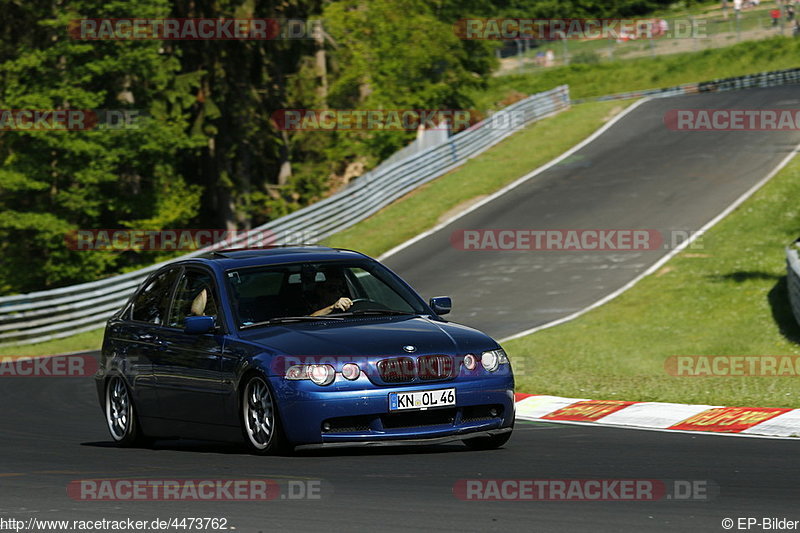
[342,363,361,380]
[481,349,509,372]
[285,364,336,386]
[285,365,307,380]
[463,353,477,371]
[307,364,336,385]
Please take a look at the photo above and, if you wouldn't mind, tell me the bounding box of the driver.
[309,271,352,316]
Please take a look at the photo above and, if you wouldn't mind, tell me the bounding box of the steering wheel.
[348,298,390,311]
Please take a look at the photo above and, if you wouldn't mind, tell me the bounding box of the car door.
[120,267,181,419]
[154,266,228,426]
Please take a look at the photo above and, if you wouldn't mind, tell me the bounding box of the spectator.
[544,49,555,67]
[771,7,783,25]
[788,4,796,21]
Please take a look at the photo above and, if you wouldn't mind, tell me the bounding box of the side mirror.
[429,296,452,316]
[184,315,215,334]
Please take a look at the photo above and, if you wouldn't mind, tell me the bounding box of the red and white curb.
[514,394,800,438]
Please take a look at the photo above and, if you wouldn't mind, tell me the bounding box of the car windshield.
[226,260,428,329]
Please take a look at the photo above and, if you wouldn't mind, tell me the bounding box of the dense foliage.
[0,0,691,294]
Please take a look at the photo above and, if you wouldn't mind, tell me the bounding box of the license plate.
[389,388,456,411]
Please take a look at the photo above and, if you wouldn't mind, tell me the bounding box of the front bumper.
[270,374,515,445]
[294,427,512,450]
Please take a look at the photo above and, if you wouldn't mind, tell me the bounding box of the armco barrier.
[0,86,571,346]
[571,67,800,104]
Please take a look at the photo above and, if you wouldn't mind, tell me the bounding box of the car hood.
[236,316,498,357]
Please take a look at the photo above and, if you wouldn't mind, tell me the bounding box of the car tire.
[241,374,286,455]
[463,430,512,450]
[105,376,149,447]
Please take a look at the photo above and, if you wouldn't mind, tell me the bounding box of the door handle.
[138,334,166,349]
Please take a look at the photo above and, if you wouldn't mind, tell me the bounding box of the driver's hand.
[332,297,352,312]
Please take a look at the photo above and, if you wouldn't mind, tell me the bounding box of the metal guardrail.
[571,67,800,104]
[786,246,800,327]
[0,85,571,346]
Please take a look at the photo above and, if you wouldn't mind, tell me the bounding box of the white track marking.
[379,98,650,261]
[502,138,800,342]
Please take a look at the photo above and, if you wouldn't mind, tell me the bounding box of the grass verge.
[324,100,630,257]
[0,328,104,358]
[506,155,800,409]
[475,36,800,108]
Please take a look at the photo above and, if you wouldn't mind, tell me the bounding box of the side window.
[168,270,220,328]
[130,268,180,325]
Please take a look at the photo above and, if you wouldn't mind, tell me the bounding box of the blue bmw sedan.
[95,247,514,454]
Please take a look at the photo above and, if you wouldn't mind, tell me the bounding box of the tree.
[0,0,202,292]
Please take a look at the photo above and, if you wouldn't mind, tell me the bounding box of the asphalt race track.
[385,86,800,339]
[3,86,800,532]
[1,373,799,532]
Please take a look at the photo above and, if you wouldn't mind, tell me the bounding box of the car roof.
[173,246,370,272]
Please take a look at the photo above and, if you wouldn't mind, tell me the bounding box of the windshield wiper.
[336,309,414,317]
[240,316,344,329]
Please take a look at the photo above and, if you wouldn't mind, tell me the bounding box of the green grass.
[649,0,747,19]
[477,36,800,108]
[506,156,800,409]
[324,100,630,257]
[0,328,103,357]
